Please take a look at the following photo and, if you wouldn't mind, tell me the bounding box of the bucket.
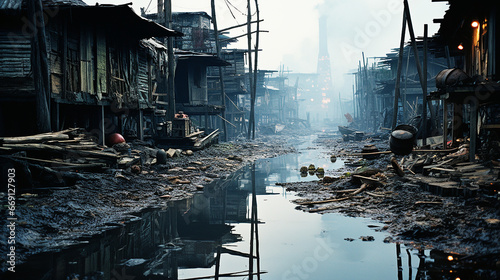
[390,125,417,155]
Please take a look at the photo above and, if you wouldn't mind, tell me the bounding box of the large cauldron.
[390,125,417,156]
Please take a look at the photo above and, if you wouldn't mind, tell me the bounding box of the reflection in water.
[4,137,498,279]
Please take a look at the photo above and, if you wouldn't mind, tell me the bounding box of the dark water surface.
[3,135,489,279]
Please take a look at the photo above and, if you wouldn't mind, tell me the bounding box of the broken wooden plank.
[365,191,385,198]
[391,157,405,177]
[0,133,69,144]
[350,151,392,156]
[3,143,119,161]
[299,184,369,206]
[456,164,483,173]
[428,167,456,173]
[194,129,220,149]
[118,156,141,166]
[3,143,66,152]
[185,130,205,138]
[415,201,443,205]
[411,148,459,153]
[352,175,382,185]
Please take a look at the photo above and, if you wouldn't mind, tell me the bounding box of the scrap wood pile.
[401,144,499,196]
[0,128,151,188]
[342,141,499,196]
[292,141,499,213]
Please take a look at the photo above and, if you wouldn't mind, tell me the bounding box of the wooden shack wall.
[0,28,33,94]
[188,64,207,105]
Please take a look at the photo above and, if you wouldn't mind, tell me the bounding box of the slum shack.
[0,0,181,140]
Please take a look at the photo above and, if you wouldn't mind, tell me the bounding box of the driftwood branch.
[299,184,368,206]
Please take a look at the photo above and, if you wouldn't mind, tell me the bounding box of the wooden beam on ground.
[0,133,69,144]
[350,151,392,156]
[299,184,368,205]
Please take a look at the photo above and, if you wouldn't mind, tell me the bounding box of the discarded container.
[156,149,167,164]
[436,68,469,88]
[390,125,417,156]
[354,131,364,141]
[107,133,125,145]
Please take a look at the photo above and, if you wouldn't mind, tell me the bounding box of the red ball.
[107,133,125,145]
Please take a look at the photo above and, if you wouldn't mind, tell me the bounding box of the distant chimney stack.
[317,15,333,107]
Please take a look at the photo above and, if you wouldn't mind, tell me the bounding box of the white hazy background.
[88,0,449,110]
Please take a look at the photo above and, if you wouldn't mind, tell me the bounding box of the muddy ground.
[2,129,499,274]
[285,135,500,271]
[0,134,296,269]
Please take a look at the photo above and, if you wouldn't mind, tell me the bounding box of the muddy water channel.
[5,135,478,279]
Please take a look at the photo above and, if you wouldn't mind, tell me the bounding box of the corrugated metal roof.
[0,0,87,11]
[176,49,231,67]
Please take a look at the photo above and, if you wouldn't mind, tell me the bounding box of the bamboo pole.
[165,0,175,120]
[252,0,260,141]
[211,0,228,141]
[422,24,428,145]
[404,1,435,141]
[30,0,51,133]
[246,0,254,140]
[392,11,407,130]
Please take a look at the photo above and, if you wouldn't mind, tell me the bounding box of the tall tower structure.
[317,15,333,109]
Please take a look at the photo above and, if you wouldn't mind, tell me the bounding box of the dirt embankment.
[285,136,500,263]
[0,134,296,267]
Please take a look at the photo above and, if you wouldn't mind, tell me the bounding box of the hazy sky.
[90,0,449,96]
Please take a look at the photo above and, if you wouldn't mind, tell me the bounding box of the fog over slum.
[2,0,500,278]
[96,0,448,123]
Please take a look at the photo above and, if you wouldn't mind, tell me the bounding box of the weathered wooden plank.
[13,156,106,169]
[0,134,69,144]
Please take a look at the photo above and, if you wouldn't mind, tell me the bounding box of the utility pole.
[246,0,254,140]
[165,0,175,120]
[211,0,228,141]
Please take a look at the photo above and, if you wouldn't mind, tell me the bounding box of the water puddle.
[3,135,494,279]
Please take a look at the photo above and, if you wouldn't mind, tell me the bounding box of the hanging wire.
[223,0,238,20]
[144,0,153,14]
[225,0,247,16]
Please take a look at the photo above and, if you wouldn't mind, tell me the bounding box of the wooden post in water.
[246,0,254,140]
[252,0,260,140]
